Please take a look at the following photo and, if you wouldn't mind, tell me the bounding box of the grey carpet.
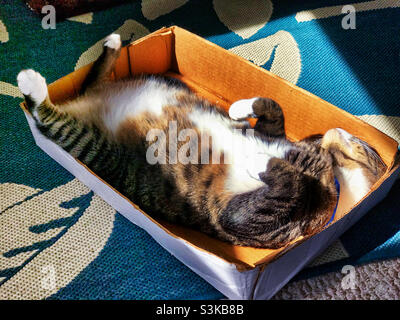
[273,257,400,300]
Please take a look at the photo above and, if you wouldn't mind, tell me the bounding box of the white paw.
[104,33,121,50]
[17,69,48,106]
[228,97,258,120]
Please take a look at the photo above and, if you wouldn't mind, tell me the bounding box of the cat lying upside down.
[17,34,386,249]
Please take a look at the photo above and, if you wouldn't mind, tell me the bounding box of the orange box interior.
[22,26,399,270]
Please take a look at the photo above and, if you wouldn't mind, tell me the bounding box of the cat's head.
[321,128,386,183]
[320,128,387,212]
[288,128,387,238]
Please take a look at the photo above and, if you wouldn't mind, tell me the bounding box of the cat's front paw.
[17,69,48,106]
[251,97,283,119]
[104,33,121,50]
[228,97,258,120]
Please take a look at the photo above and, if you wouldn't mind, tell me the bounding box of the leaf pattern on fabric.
[75,19,150,70]
[0,20,9,43]
[229,30,302,84]
[213,0,273,39]
[358,115,400,144]
[0,81,23,98]
[0,179,116,299]
[141,0,189,20]
[67,12,93,24]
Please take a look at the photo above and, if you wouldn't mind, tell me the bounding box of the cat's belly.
[101,82,180,135]
[98,82,292,196]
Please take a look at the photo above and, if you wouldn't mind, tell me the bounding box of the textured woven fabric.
[274,257,400,300]
[1,0,400,299]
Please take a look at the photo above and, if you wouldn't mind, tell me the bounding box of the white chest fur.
[102,81,179,135]
[189,110,291,194]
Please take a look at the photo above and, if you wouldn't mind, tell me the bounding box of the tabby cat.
[17,34,386,248]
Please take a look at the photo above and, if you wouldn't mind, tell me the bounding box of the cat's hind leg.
[229,97,285,138]
[18,69,76,146]
[17,69,109,165]
[17,69,75,138]
[80,33,122,93]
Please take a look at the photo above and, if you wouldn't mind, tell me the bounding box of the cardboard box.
[21,26,400,299]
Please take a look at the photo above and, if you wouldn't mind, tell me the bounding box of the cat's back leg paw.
[104,33,121,51]
[17,69,48,106]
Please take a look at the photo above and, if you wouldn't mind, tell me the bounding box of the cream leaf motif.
[0,179,116,299]
[213,0,273,39]
[67,12,93,24]
[229,30,302,84]
[141,0,189,20]
[0,81,23,98]
[0,20,9,43]
[357,115,400,144]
